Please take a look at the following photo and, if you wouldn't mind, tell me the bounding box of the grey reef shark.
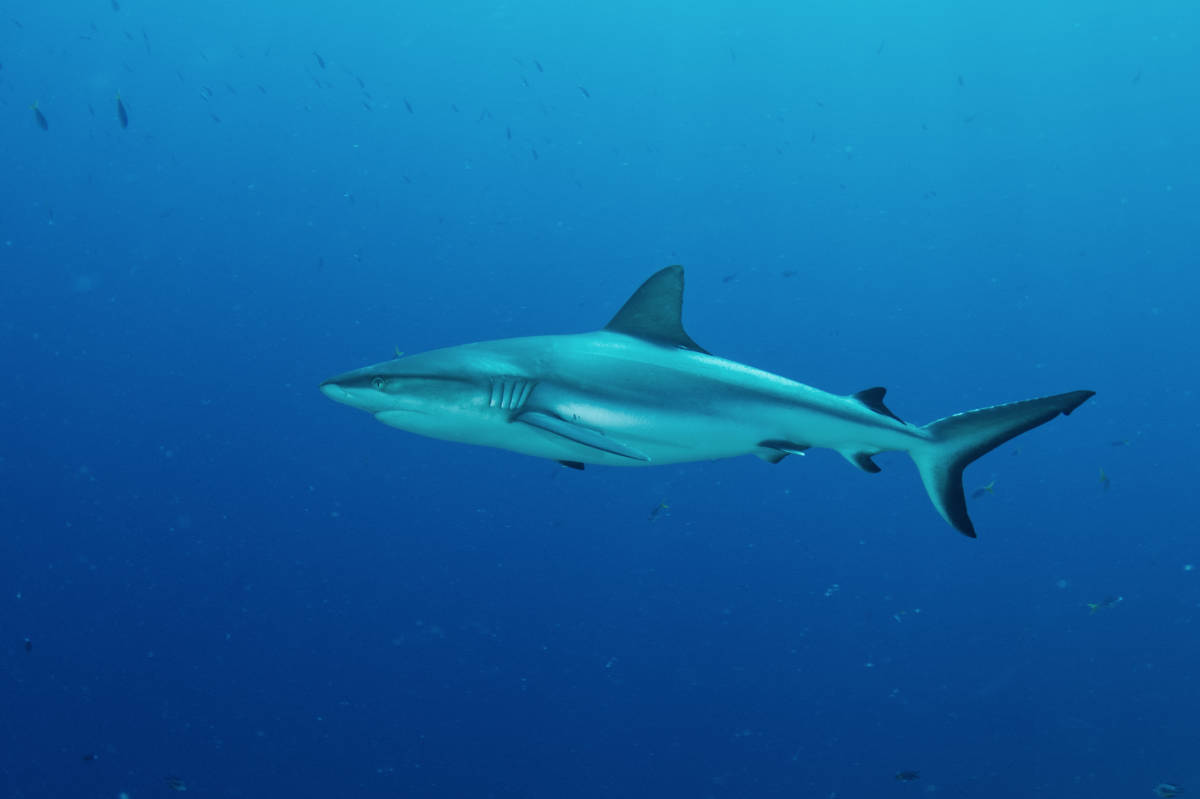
[321,266,1093,537]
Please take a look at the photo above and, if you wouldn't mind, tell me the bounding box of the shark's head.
[321,354,477,417]
[319,346,535,445]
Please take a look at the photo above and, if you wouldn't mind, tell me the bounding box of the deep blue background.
[2,1,1196,797]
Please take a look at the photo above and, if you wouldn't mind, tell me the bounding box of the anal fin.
[840,450,882,473]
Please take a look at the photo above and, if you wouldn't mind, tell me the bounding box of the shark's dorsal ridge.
[604,265,709,353]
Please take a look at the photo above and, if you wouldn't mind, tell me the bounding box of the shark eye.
[371,376,387,390]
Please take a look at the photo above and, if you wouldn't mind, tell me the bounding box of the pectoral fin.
[516,411,650,462]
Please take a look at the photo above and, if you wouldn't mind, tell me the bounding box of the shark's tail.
[909,390,1094,537]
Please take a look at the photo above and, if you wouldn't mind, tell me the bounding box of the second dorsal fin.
[604,265,708,353]
[853,387,905,424]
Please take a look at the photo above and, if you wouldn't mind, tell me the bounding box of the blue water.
[2,1,1196,797]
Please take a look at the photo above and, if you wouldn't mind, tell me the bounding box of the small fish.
[957,74,964,86]
[403,98,413,114]
[1154,783,1183,798]
[394,346,405,358]
[165,776,187,791]
[970,480,995,499]
[1132,69,1142,85]
[505,126,511,140]
[520,75,529,88]
[210,112,221,123]
[578,85,590,98]
[1099,467,1110,491]
[1087,595,1123,615]
[82,753,97,762]
[1109,439,1130,447]
[313,50,325,69]
[355,75,365,90]
[530,147,539,160]
[31,102,48,131]
[876,40,886,55]
[23,637,32,653]
[116,92,128,128]
[895,770,920,782]
[534,59,543,73]
[110,0,120,10]
[648,501,669,522]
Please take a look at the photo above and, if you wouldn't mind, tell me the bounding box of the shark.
[320,266,1094,537]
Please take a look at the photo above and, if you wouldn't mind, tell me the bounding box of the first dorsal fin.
[852,387,905,424]
[604,265,708,353]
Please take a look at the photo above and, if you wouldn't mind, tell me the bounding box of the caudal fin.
[910,390,1094,537]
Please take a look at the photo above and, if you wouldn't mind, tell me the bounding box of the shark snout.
[319,368,396,413]
[320,370,366,406]
[319,379,351,403]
